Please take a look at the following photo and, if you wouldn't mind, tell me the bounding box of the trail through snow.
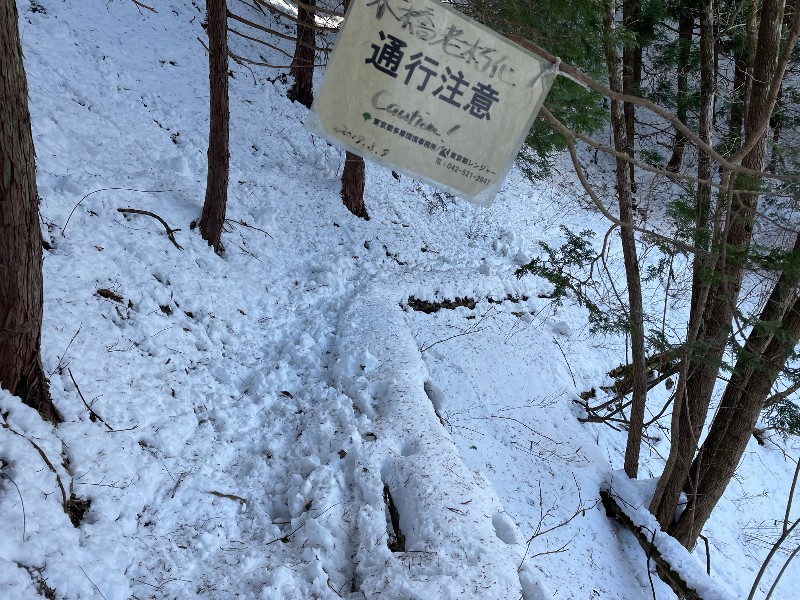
[1,1,799,599]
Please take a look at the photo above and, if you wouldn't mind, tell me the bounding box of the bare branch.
[230,27,295,58]
[67,368,115,432]
[284,0,345,17]
[130,0,157,13]
[247,0,339,31]
[1,419,67,510]
[228,10,332,53]
[117,208,182,249]
[540,106,708,257]
[228,48,327,69]
[61,187,177,236]
[226,218,273,238]
[515,37,800,183]
[259,0,345,18]
[764,381,800,408]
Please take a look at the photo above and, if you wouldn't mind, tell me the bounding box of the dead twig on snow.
[207,490,247,505]
[117,208,182,249]
[1,419,67,510]
[67,368,115,431]
[226,218,273,238]
[61,187,176,236]
[0,468,26,541]
[130,0,157,13]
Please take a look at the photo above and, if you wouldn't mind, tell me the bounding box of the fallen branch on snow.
[600,490,704,600]
[117,208,182,249]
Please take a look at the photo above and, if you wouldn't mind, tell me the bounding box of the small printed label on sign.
[305,0,556,206]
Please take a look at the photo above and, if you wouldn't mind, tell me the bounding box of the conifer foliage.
[493,0,800,553]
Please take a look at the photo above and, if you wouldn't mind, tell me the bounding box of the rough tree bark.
[654,5,715,509]
[0,0,60,423]
[767,84,784,173]
[341,152,367,219]
[604,2,647,479]
[287,0,316,108]
[199,0,230,252]
[665,10,694,173]
[652,0,787,532]
[339,0,367,219]
[695,0,714,264]
[723,33,749,156]
[671,233,800,549]
[622,0,641,192]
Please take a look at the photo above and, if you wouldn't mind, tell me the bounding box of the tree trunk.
[622,0,640,193]
[0,0,59,423]
[341,152,368,219]
[287,0,316,108]
[604,2,648,479]
[199,0,229,252]
[339,0,367,219]
[745,0,759,115]
[672,258,800,549]
[767,84,783,173]
[695,0,714,262]
[651,0,786,534]
[665,12,694,173]
[722,36,749,156]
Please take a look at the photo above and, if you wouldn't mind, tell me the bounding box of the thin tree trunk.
[651,7,712,514]
[666,12,694,173]
[768,84,784,173]
[199,0,229,252]
[623,0,640,193]
[604,2,648,479]
[723,38,749,156]
[745,0,759,114]
[672,268,800,549]
[695,0,714,263]
[287,0,316,108]
[0,0,59,423]
[652,0,786,534]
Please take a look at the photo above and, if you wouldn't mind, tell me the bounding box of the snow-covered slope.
[1,1,798,599]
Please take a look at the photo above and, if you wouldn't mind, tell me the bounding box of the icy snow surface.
[1,0,799,599]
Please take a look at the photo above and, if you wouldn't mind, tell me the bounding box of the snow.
[1,0,799,598]
[601,475,739,600]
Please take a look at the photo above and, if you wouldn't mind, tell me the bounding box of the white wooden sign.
[306,0,556,206]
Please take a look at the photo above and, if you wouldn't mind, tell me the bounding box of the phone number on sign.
[437,159,493,185]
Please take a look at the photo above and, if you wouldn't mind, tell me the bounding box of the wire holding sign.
[305,0,556,206]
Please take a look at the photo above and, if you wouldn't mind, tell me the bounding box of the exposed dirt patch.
[406,293,530,314]
[67,493,91,527]
[384,484,405,552]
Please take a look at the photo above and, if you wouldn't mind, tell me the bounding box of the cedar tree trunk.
[199,0,229,252]
[651,0,786,533]
[339,0,367,219]
[622,0,641,193]
[671,234,800,549]
[341,151,367,219]
[288,0,316,108]
[767,84,783,173]
[0,0,59,423]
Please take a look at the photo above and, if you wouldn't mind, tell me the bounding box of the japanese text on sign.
[305,0,556,206]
